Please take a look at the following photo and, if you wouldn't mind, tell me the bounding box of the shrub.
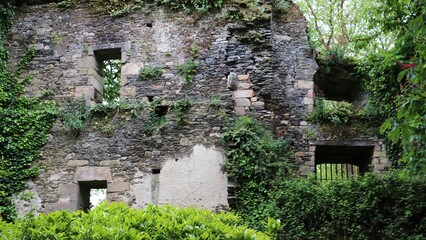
[0,202,271,239]
[273,173,426,239]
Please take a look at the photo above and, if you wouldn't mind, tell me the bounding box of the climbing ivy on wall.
[221,116,292,230]
[0,0,57,221]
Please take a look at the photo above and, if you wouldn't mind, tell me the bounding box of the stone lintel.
[310,140,376,147]
[74,166,112,183]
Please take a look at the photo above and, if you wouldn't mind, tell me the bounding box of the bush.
[0,202,271,239]
[273,173,426,239]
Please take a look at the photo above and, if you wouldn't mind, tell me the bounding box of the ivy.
[221,116,292,230]
[0,1,57,221]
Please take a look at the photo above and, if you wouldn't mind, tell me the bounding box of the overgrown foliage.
[0,1,57,221]
[58,100,89,137]
[270,173,426,239]
[296,0,426,174]
[173,97,192,126]
[59,0,225,16]
[138,66,163,81]
[178,60,198,85]
[0,202,273,239]
[221,116,292,230]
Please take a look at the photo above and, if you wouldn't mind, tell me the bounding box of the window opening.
[146,23,153,28]
[93,48,122,105]
[315,145,373,181]
[152,168,161,174]
[314,63,363,103]
[78,181,107,211]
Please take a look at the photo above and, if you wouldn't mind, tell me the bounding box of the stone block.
[303,97,314,105]
[67,160,88,167]
[295,152,305,157]
[252,101,264,107]
[300,121,308,126]
[227,72,237,91]
[121,51,128,64]
[306,89,315,98]
[373,151,386,158]
[180,138,192,146]
[237,82,252,90]
[232,90,253,99]
[296,80,314,89]
[120,86,136,96]
[75,86,95,100]
[234,98,251,107]
[45,202,78,213]
[107,182,130,193]
[74,167,112,183]
[237,75,250,81]
[123,62,141,75]
[234,106,245,116]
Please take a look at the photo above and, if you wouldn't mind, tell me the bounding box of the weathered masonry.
[6,1,388,216]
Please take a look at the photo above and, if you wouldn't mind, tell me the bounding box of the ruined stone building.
[5,0,388,216]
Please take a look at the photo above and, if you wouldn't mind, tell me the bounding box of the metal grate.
[316,163,359,181]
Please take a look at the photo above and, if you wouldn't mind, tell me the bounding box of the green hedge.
[0,202,272,239]
[268,174,426,240]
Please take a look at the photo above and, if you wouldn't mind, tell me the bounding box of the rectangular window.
[315,145,373,181]
[93,48,122,105]
[78,181,107,211]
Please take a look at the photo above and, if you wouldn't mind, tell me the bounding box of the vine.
[221,116,292,230]
[0,1,57,221]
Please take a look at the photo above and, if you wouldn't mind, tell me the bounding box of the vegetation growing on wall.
[221,116,292,230]
[296,0,426,174]
[0,1,57,221]
[0,202,275,239]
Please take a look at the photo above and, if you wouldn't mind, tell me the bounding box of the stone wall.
[5,1,388,216]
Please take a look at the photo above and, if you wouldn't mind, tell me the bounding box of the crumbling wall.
[5,1,387,216]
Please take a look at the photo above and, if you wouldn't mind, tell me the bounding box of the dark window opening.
[314,63,363,103]
[315,145,373,181]
[146,23,153,28]
[152,168,161,174]
[94,48,122,105]
[78,181,107,211]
